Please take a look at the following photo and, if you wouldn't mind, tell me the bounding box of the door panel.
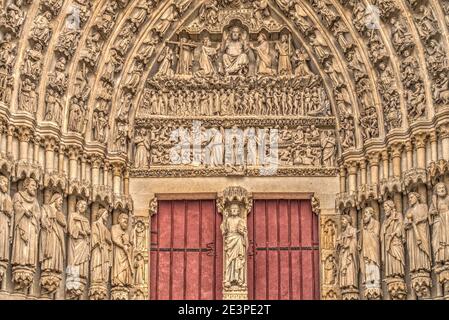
[248,199,320,300]
[150,200,222,300]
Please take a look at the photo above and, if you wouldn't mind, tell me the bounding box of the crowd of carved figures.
[0,173,147,300]
[140,78,330,117]
[325,185,449,300]
[132,123,336,169]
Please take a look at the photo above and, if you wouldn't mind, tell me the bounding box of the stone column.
[440,124,449,161]
[415,133,428,202]
[391,144,403,215]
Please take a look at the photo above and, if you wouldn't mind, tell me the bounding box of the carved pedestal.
[436,265,449,297]
[341,288,359,300]
[0,262,6,290]
[40,271,62,295]
[111,286,130,300]
[364,287,382,300]
[411,272,432,299]
[12,266,35,292]
[66,278,87,300]
[89,283,108,300]
[386,277,407,300]
[217,187,252,301]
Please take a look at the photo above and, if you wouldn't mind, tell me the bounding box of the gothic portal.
[0,0,449,301]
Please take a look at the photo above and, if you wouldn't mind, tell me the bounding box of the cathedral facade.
[0,0,448,300]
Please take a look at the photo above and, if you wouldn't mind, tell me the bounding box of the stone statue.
[323,255,337,285]
[111,213,133,299]
[67,199,91,299]
[405,192,432,298]
[429,182,449,296]
[90,208,112,300]
[381,200,406,280]
[11,178,41,293]
[197,36,218,77]
[155,46,175,77]
[250,33,273,75]
[221,26,249,76]
[172,36,196,75]
[360,207,381,299]
[40,193,67,295]
[0,175,12,291]
[275,33,292,75]
[337,214,358,299]
[221,202,248,290]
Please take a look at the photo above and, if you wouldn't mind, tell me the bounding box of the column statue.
[39,193,67,295]
[89,208,112,300]
[0,175,12,291]
[67,199,91,299]
[11,178,40,294]
[404,192,432,299]
[111,213,133,300]
[381,200,407,300]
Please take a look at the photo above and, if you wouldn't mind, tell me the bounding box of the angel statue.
[220,26,250,76]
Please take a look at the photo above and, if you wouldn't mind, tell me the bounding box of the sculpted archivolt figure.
[405,192,432,298]
[89,208,112,300]
[134,129,150,169]
[381,200,407,300]
[430,183,449,296]
[360,207,381,299]
[12,178,40,293]
[111,213,133,299]
[67,200,91,299]
[40,193,67,295]
[0,175,12,290]
[337,214,358,299]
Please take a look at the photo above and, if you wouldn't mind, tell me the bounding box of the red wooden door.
[248,199,320,300]
[150,200,223,300]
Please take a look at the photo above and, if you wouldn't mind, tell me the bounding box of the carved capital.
[390,143,403,158]
[414,133,427,149]
[16,126,33,143]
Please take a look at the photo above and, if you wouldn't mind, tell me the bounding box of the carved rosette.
[217,186,252,300]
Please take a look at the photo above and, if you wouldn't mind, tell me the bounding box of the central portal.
[150,197,319,300]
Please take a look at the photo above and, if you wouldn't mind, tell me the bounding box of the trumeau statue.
[221,202,248,289]
[67,200,91,299]
[90,208,112,300]
[381,200,406,300]
[218,186,252,300]
[40,193,67,295]
[337,214,358,299]
[12,177,40,293]
[0,175,12,291]
[405,192,432,298]
[360,207,381,300]
[111,213,133,300]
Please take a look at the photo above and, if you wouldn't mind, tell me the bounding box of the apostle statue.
[250,33,274,75]
[337,214,358,298]
[221,26,250,76]
[11,178,41,293]
[0,175,12,291]
[111,213,134,298]
[381,200,406,287]
[90,208,112,300]
[404,192,432,298]
[360,207,381,299]
[67,200,91,299]
[39,193,67,295]
[429,182,449,296]
[221,202,248,289]
[197,36,218,77]
[275,33,293,75]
